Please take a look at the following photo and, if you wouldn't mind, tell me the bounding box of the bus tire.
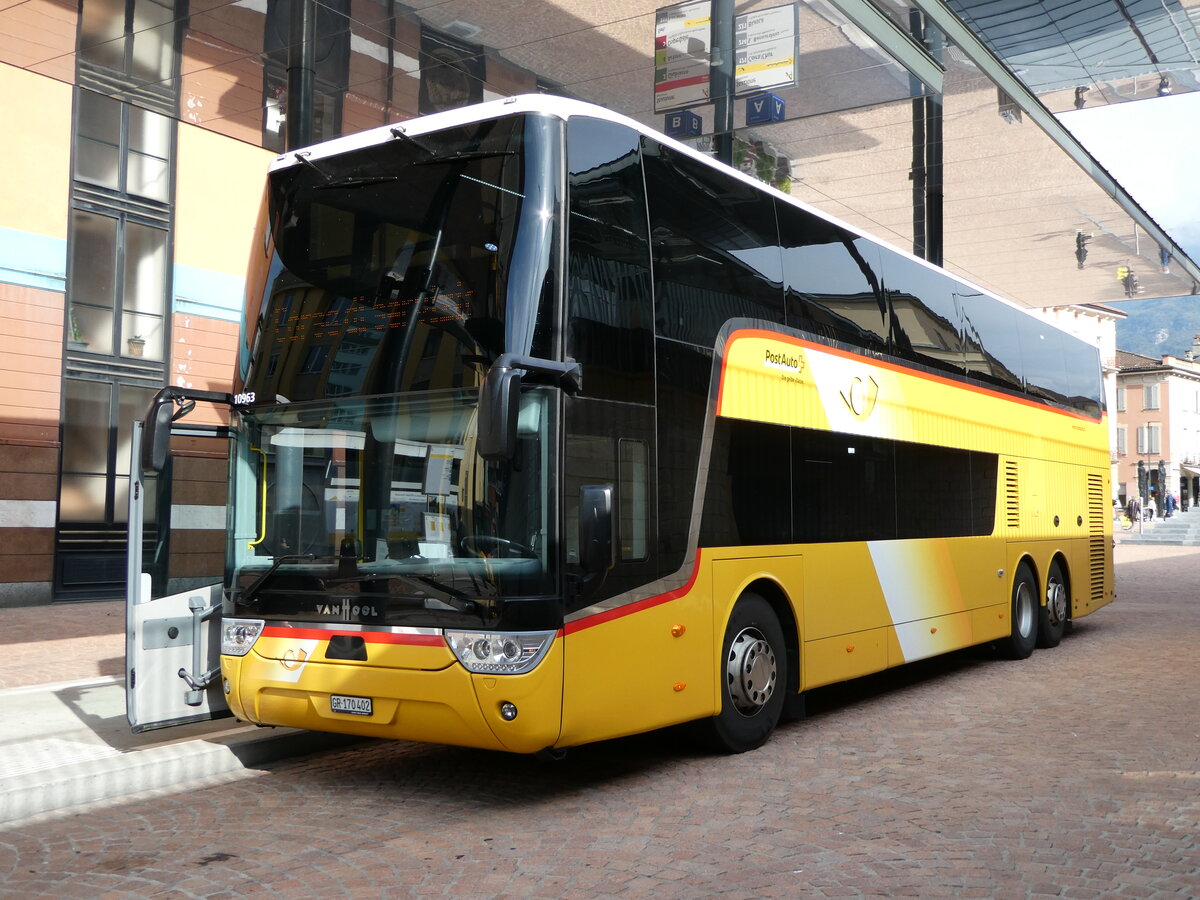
[1002,563,1038,660]
[702,592,786,753]
[1037,560,1069,649]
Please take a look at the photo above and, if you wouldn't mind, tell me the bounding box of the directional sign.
[654,0,713,112]
[735,4,798,95]
[665,109,703,138]
[746,93,786,125]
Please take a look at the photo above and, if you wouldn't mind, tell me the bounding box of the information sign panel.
[735,4,798,95]
[654,0,713,112]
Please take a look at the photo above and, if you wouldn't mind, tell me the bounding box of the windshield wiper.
[313,175,400,189]
[237,553,324,607]
[413,150,517,166]
[390,126,435,157]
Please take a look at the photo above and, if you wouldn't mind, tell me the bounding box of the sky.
[1058,90,1200,265]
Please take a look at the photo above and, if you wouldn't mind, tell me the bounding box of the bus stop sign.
[746,93,785,125]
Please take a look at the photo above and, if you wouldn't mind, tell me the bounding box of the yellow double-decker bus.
[133,94,1113,754]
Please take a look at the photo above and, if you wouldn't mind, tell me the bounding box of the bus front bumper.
[220,641,564,754]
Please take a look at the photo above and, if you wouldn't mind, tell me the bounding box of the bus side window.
[618,438,649,561]
[776,201,887,353]
[566,117,654,404]
[1019,319,1071,409]
[959,294,1024,394]
[1062,337,1104,418]
[879,251,964,376]
[642,140,784,349]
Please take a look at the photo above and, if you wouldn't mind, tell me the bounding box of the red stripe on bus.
[563,551,703,635]
[261,625,444,646]
[716,328,1103,424]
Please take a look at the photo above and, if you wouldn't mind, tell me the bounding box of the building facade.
[1114,345,1200,511]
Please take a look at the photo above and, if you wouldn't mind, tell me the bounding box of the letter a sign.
[746,93,785,125]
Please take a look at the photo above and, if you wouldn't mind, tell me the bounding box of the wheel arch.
[1047,550,1071,615]
[1010,551,1041,595]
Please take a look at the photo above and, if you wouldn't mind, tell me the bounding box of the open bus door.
[126,390,233,732]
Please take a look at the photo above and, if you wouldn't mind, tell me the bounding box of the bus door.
[126,417,232,732]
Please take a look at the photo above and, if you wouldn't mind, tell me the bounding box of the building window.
[1116,426,1127,456]
[1143,383,1160,410]
[1116,386,1125,412]
[75,91,171,202]
[1137,424,1161,455]
[57,0,181,596]
[68,209,167,361]
[79,0,177,84]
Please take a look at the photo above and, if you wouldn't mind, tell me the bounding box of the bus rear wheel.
[1037,560,1069,649]
[702,592,786,753]
[1001,563,1038,659]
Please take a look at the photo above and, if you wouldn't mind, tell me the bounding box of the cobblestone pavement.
[1,545,1197,898]
[0,600,124,689]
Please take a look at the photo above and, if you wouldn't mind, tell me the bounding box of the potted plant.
[68,312,88,350]
[127,334,146,357]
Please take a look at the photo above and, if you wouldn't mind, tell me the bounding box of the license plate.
[330,694,373,716]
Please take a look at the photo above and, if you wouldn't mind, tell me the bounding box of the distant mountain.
[1112,295,1200,358]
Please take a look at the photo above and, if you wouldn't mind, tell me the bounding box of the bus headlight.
[222,618,265,656]
[444,630,555,674]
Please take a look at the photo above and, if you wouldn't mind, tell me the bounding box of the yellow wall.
[174,122,273,276]
[0,61,70,239]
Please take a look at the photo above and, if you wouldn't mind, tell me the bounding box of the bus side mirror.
[478,364,521,460]
[578,484,615,578]
[141,389,196,474]
[142,393,177,474]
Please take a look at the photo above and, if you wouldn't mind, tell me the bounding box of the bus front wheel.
[1002,563,1039,659]
[1037,560,1069,649]
[702,593,786,753]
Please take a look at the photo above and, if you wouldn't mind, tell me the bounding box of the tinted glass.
[701,418,791,546]
[655,340,712,577]
[880,250,964,375]
[1019,318,1071,407]
[244,114,559,402]
[776,200,888,353]
[958,293,1024,393]
[701,420,997,545]
[643,140,783,348]
[1063,337,1104,418]
[794,429,896,543]
[894,443,996,538]
[564,398,658,608]
[567,117,654,403]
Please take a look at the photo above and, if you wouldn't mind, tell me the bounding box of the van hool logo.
[764,348,804,374]
[317,598,379,619]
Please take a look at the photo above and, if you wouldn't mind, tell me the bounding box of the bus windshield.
[239,112,559,403]
[226,388,557,627]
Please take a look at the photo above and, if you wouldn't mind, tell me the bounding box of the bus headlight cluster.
[221,618,265,657]
[444,630,555,674]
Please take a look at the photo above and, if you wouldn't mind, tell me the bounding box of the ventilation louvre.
[1004,460,1020,528]
[1086,473,1106,601]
